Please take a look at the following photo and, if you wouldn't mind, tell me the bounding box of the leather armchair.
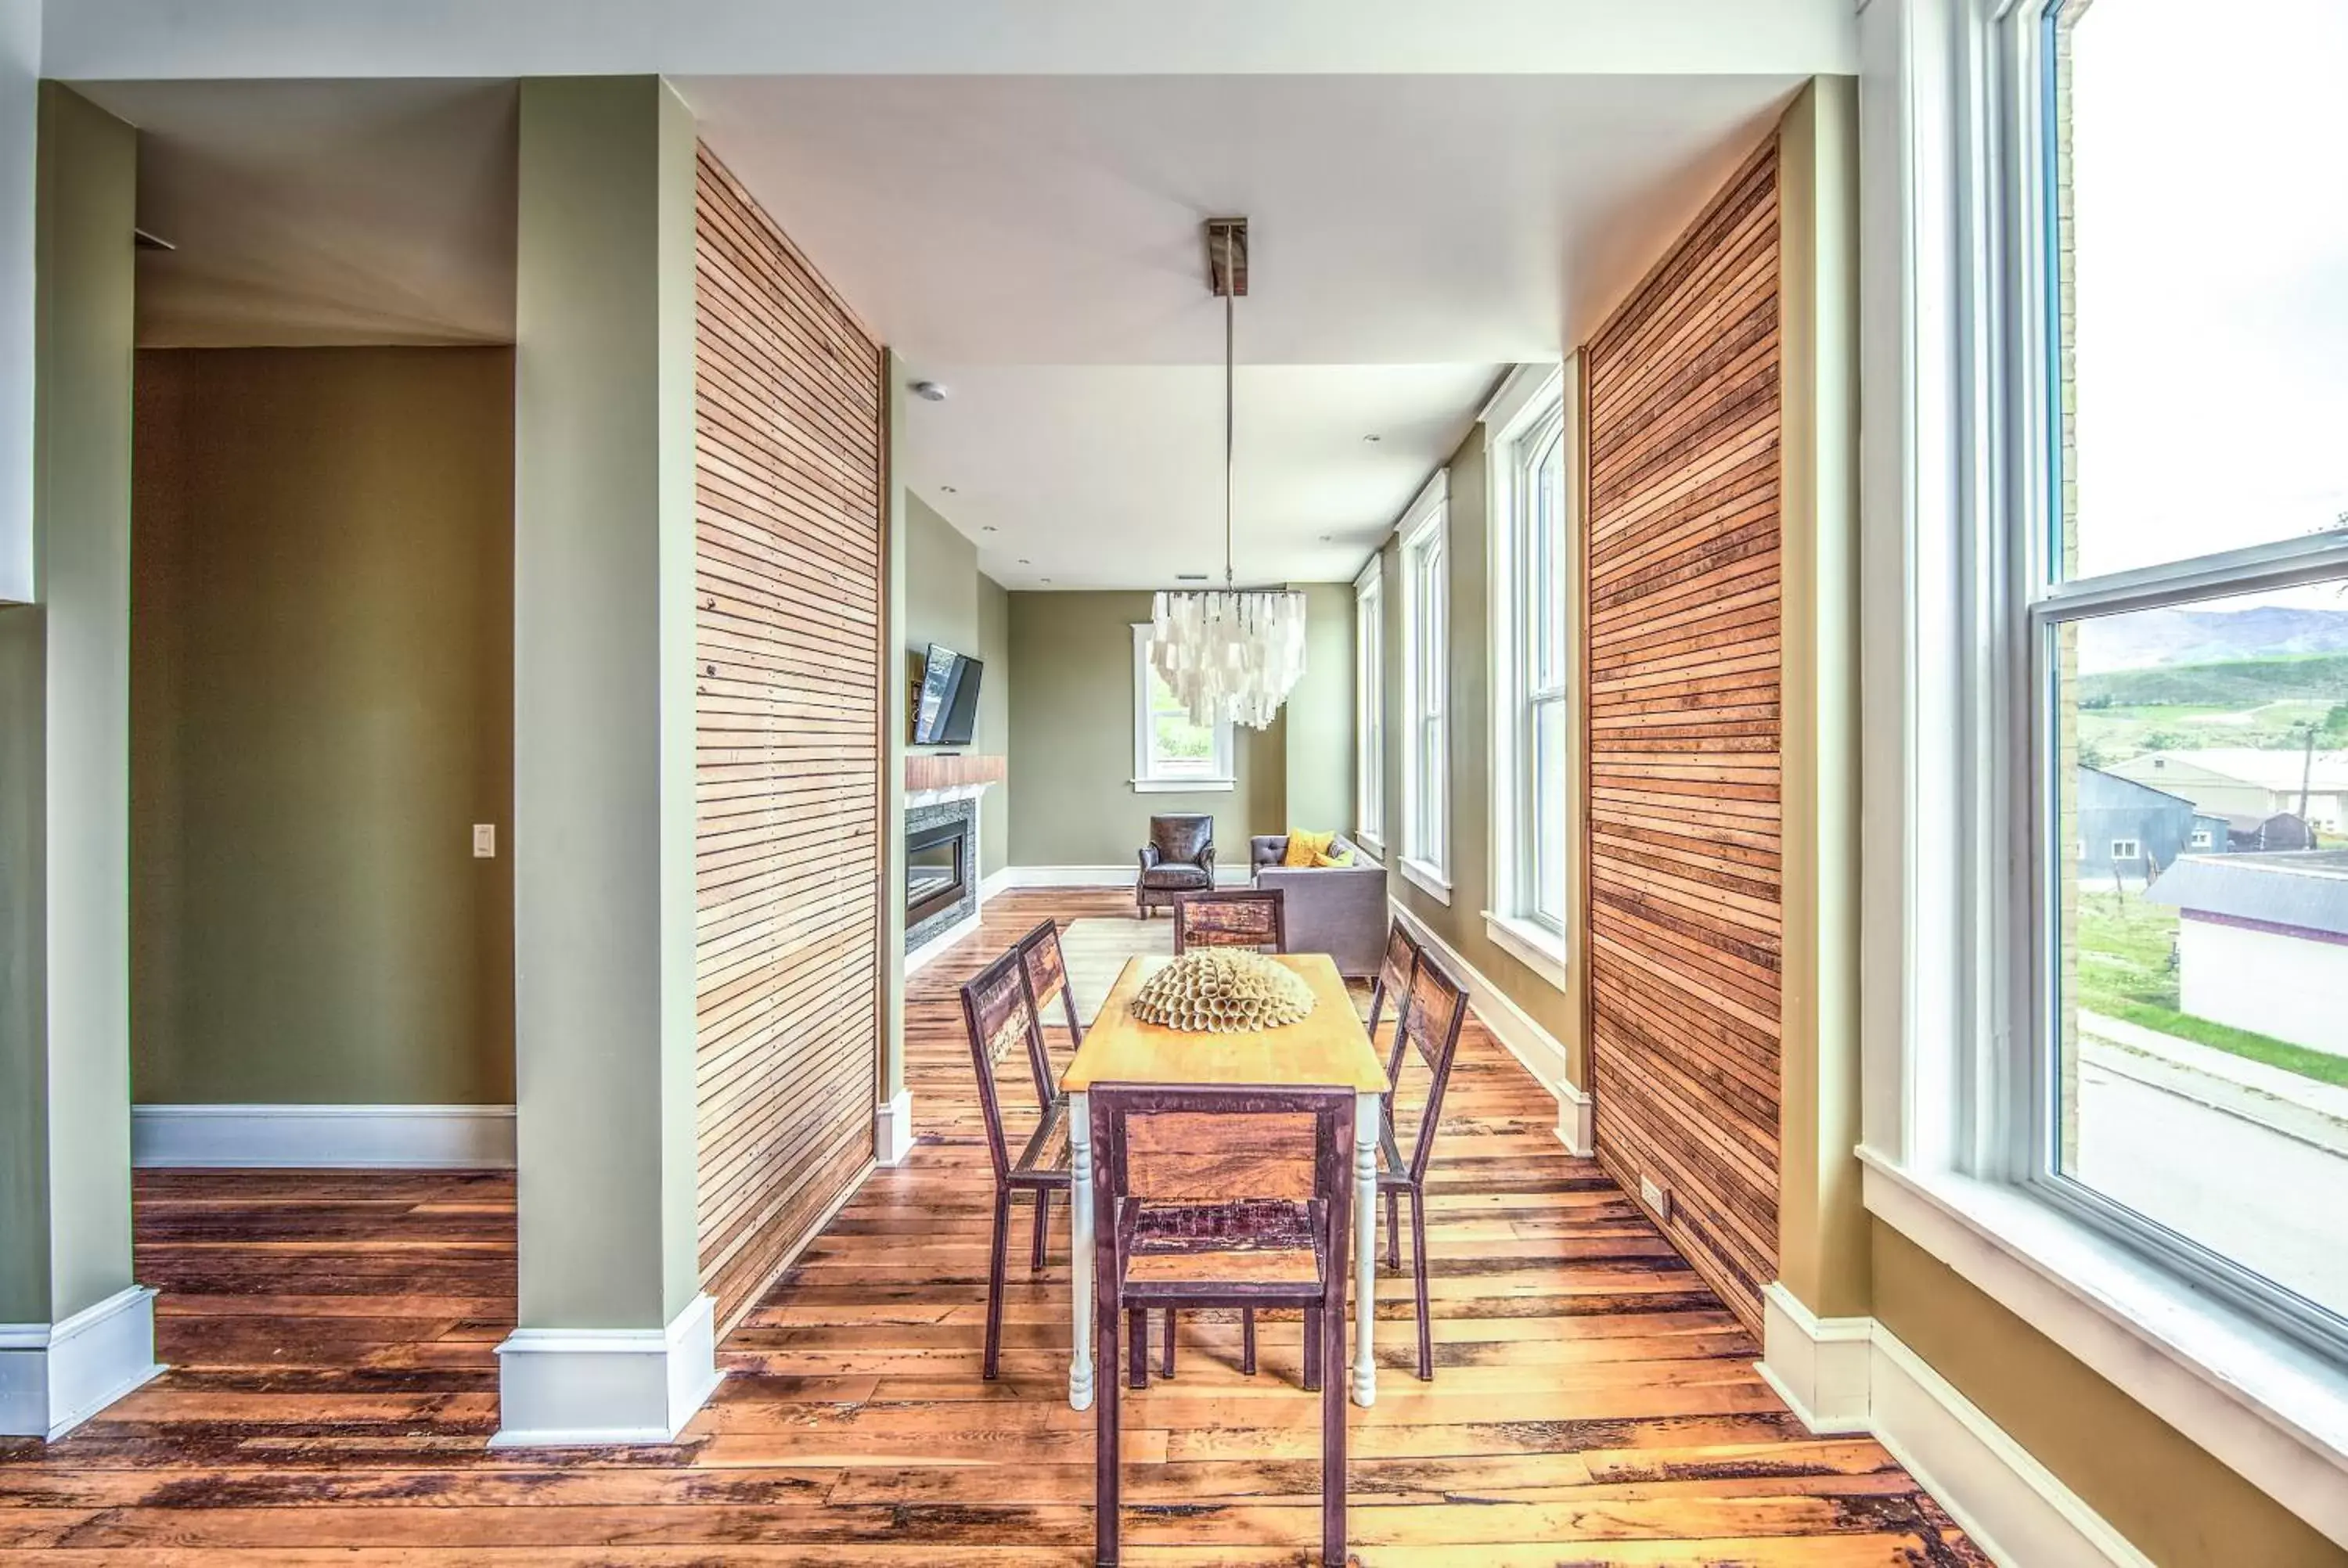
[1136,814,1215,916]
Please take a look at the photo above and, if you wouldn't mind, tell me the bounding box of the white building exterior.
[2149,851,2348,1059]
[2110,750,2348,834]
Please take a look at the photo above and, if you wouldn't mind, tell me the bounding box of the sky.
[2069,0,2348,582]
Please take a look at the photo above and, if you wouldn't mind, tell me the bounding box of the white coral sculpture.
[1130,949,1316,1034]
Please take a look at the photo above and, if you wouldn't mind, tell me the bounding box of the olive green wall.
[1873,1224,2346,1566]
[1378,424,1579,1056]
[903,491,1011,877]
[0,83,137,1325]
[130,347,516,1106]
[1007,588,1277,867]
[1281,581,1354,838]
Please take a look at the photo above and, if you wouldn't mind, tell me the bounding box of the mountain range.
[2078,602,2348,674]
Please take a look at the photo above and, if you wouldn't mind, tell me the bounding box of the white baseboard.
[1387,901,1590,1152]
[996,863,1251,890]
[133,1104,516,1168]
[0,1285,166,1440]
[979,865,1017,902]
[1756,1286,2152,1567]
[874,1088,915,1166]
[1756,1282,1872,1434]
[492,1293,723,1448]
[905,909,982,976]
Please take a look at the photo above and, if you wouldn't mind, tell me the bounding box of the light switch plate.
[472,824,496,858]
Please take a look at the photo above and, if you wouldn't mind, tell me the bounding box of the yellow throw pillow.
[1313,844,1354,868]
[1282,829,1335,867]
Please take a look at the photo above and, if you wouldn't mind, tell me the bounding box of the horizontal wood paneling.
[694,143,884,1330]
[1584,138,1783,1334]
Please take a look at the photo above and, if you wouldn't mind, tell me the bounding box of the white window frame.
[2105,837,2138,865]
[1396,471,1450,904]
[1129,623,1234,793]
[1354,557,1385,854]
[1481,363,1572,988]
[1859,0,2348,1538]
[2189,828,2213,851]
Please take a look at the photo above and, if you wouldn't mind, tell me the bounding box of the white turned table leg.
[1351,1089,1378,1408]
[1068,1090,1095,1412]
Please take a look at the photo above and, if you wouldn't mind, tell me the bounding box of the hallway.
[0,890,1980,1563]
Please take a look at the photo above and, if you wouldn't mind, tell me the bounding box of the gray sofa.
[1249,834,1386,980]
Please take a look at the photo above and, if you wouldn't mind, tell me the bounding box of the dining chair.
[1377,950,1470,1380]
[957,947,1072,1379]
[1171,887,1287,955]
[1089,1082,1354,1568]
[1366,919,1421,1271]
[1015,918,1082,1099]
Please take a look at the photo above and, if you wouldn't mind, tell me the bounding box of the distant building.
[2107,748,2348,834]
[2226,812,2317,854]
[2075,767,2220,884]
[2145,851,2348,1057]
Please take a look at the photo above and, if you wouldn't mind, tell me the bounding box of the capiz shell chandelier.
[1148,216,1309,732]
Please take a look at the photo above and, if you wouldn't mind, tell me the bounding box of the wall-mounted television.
[913,642,983,746]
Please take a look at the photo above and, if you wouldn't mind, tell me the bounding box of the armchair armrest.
[1138,844,1161,871]
[1200,843,1217,875]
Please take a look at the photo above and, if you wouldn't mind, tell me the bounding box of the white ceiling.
[685,73,1796,588]
[81,78,517,347]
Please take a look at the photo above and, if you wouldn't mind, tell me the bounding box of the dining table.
[1057,950,1392,1412]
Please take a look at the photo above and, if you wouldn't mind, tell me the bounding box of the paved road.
[2078,1060,2348,1318]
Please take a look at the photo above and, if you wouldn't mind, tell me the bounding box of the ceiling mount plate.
[1205,217,1248,298]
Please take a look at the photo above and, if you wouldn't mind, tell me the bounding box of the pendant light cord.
[1223,284,1235,588]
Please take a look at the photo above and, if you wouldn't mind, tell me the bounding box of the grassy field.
[2076,654,2348,764]
[2074,888,2348,1088]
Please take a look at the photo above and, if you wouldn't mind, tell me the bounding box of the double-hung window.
[1397,474,1449,901]
[1131,624,1233,792]
[1354,559,1385,851]
[1482,365,1571,981]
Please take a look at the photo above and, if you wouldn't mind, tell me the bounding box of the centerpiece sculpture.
[1129,949,1315,1034]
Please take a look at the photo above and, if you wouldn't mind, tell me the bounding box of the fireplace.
[906,816,970,930]
[905,795,981,952]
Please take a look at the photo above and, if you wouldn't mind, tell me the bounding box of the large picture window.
[1130,624,1233,792]
[1398,476,1449,900]
[1355,559,1385,851]
[2026,0,2348,1348]
[1485,365,1570,974]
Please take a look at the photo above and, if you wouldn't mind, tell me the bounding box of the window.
[2021,0,2348,1350]
[1131,624,1233,792]
[1354,559,1385,850]
[1483,365,1571,976]
[1397,473,1449,900]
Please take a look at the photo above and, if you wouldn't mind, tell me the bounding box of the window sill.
[1481,912,1569,993]
[1130,777,1234,794]
[1859,1148,2348,1546]
[1355,832,1385,861]
[1398,858,1451,905]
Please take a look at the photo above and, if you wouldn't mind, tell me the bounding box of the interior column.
[498,74,713,1446]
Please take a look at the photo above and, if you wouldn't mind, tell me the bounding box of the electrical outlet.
[1638,1173,1672,1222]
[472,824,496,858]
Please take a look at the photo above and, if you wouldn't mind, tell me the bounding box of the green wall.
[1282,581,1355,837]
[130,347,516,1106]
[1007,588,1274,867]
[903,491,1012,876]
[1378,424,1579,1053]
[0,83,136,1325]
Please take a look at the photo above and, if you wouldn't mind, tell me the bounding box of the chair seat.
[1012,1097,1073,1185]
[1120,1199,1326,1296]
[1140,864,1212,890]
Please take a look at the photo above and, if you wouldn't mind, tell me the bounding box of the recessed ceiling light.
[1318,534,1333,543]
[980,524,996,533]
[1363,433,1382,443]
[1039,577,1053,584]
[1017,558,1032,566]
[913,380,949,402]
[939,484,957,494]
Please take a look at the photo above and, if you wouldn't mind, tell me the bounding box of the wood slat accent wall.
[694,145,885,1330]
[1583,138,1782,1333]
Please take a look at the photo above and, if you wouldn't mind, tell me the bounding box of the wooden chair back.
[1014,918,1081,1095]
[1367,919,1420,1040]
[1090,1082,1353,1238]
[1171,888,1287,955]
[958,947,1053,1184]
[1387,952,1469,1184]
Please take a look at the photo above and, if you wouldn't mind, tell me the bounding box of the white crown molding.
[874,1088,916,1167]
[1386,900,1590,1155]
[492,1293,724,1448]
[132,1104,516,1168]
[0,1286,166,1440]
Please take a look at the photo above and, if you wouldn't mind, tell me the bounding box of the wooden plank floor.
[0,890,1983,1564]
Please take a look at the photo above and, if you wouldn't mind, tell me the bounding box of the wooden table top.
[1060,952,1391,1094]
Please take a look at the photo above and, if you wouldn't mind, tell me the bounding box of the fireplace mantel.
[906,753,1007,793]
